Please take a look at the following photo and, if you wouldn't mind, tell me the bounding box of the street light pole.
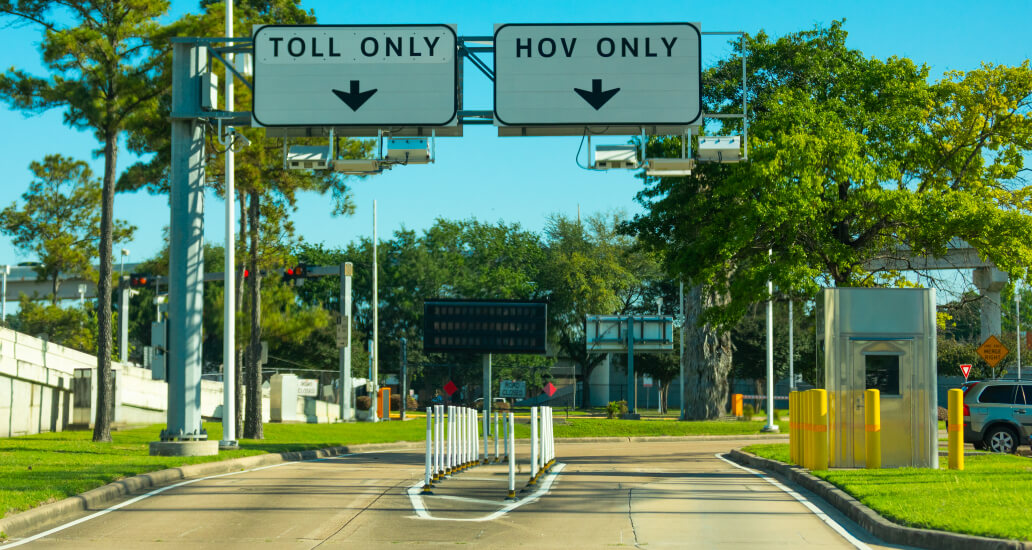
[762,250,779,432]
[1016,281,1021,380]
[219,0,238,450]
[679,279,685,420]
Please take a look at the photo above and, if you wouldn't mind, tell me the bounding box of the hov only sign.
[494,23,701,126]
[252,24,457,127]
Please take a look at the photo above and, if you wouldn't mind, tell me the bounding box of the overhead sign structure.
[423,300,548,354]
[976,335,1009,368]
[960,363,973,380]
[585,315,674,353]
[252,24,458,127]
[500,380,527,399]
[494,23,701,126]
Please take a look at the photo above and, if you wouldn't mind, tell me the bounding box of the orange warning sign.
[976,335,1009,368]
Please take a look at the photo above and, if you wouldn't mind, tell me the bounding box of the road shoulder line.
[726,449,1032,550]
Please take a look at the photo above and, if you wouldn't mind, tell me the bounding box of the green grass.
[0,417,787,521]
[743,443,1032,541]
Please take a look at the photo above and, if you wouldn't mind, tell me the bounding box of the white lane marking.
[426,494,506,506]
[1,453,369,548]
[715,454,871,550]
[406,463,565,522]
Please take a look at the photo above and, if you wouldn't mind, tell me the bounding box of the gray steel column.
[165,41,207,441]
[974,266,1007,343]
[401,337,408,421]
[340,262,354,420]
[627,316,635,415]
[482,354,491,432]
[118,276,129,364]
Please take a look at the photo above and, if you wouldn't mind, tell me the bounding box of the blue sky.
[0,0,1030,271]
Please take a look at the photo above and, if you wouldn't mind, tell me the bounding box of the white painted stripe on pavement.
[715,453,871,550]
[426,494,507,507]
[406,462,565,522]
[2,453,364,548]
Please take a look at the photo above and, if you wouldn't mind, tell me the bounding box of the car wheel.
[985,426,1019,453]
[973,440,986,451]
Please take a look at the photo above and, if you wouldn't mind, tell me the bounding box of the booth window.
[865,354,900,396]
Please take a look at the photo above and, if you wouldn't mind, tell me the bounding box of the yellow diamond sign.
[976,334,1009,368]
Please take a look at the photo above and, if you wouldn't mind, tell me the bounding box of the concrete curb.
[726,449,1032,550]
[0,440,423,539]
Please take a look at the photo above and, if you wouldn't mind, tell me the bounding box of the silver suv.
[962,380,1032,453]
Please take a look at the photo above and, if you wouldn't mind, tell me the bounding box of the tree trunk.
[92,134,117,442]
[51,275,60,305]
[660,382,669,414]
[234,192,246,437]
[682,282,733,420]
[243,190,263,439]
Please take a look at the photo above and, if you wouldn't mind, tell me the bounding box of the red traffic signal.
[283,264,308,281]
[129,273,150,288]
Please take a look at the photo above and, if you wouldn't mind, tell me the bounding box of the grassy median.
[743,443,1032,541]
[0,417,786,521]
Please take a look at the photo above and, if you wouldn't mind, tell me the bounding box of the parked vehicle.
[962,380,1032,453]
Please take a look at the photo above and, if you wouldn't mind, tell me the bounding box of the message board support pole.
[483,354,491,463]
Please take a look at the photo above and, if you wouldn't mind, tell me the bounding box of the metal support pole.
[220,0,237,450]
[482,353,491,463]
[1017,283,1022,380]
[506,412,517,500]
[627,316,636,416]
[762,257,779,433]
[789,300,795,390]
[1,265,8,322]
[494,411,500,462]
[164,41,208,443]
[436,404,443,479]
[340,263,353,420]
[370,199,379,422]
[529,406,539,484]
[401,337,408,421]
[679,279,685,420]
[118,276,129,364]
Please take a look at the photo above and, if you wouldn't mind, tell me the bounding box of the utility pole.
[678,279,685,420]
[789,300,795,390]
[370,200,379,422]
[340,262,354,420]
[219,0,238,451]
[400,337,408,421]
[762,249,779,433]
[1017,281,1022,380]
[1,265,8,322]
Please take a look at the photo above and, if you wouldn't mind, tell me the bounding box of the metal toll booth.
[818,288,938,468]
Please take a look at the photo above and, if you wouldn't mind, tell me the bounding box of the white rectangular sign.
[494,23,701,126]
[252,25,457,127]
[499,380,527,399]
[585,315,674,353]
[297,378,319,397]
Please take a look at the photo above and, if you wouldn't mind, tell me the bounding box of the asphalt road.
[4,438,912,549]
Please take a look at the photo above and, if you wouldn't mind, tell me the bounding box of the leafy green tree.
[9,296,98,353]
[0,0,182,442]
[0,155,134,304]
[539,212,660,408]
[627,21,1032,417]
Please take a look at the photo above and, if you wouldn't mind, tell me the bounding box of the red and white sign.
[543,382,557,397]
[960,364,973,379]
[443,380,458,396]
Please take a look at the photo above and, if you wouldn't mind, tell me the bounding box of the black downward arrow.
[332,80,377,111]
[574,79,620,110]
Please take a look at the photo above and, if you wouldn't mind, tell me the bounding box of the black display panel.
[423,300,547,354]
[865,355,901,396]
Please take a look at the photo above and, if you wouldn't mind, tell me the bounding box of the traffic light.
[129,273,150,288]
[283,264,308,282]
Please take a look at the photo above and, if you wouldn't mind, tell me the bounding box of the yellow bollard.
[948,388,964,470]
[788,392,797,464]
[732,394,744,417]
[802,390,812,470]
[865,389,881,469]
[813,389,829,471]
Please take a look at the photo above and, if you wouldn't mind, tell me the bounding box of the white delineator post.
[471,408,478,467]
[506,412,517,500]
[529,406,539,485]
[445,405,453,475]
[423,407,433,493]
[482,407,489,464]
[494,412,500,463]
[539,407,547,474]
[431,405,440,481]
[459,407,467,470]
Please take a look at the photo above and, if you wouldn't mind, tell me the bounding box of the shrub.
[495,400,511,412]
[937,406,948,422]
[742,403,755,418]
[356,395,371,411]
[606,400,628,419]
